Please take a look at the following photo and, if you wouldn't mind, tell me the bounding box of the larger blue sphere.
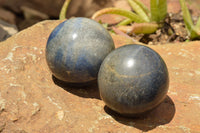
[98,44,169,116]
[46,17,115,83]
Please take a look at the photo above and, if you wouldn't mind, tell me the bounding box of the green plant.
[92,0,167,34]
[179,0,200,40]
[59,0,71,20]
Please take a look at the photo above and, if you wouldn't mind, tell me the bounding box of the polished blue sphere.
[46,17,115,83]
[98,44,169,116]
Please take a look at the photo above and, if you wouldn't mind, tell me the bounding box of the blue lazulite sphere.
[98,44,169,116]
[46,17,115,83]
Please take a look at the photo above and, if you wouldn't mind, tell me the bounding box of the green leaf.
[92,8,146,23]
[117,18,133,26]
[150,0,167,22]
[59,0,71,20]
[195,16,200,29]
[195,17,200,37]
[131,0,150,15]
[190,29,200,39]
[179,0,200,39]
[117,23,159,34]
[194,17,200,38]
[131,22,159,34]
[102,23,108,29]
[190,22,200,39]
[179,0,194,33]
[127,0,150,22]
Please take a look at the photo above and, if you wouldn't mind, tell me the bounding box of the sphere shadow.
[104,95,175,132]
[52,75,101,99]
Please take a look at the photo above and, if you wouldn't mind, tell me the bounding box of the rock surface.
[0,20,200,132]
[0,20,18,42]
[0,8,16,24]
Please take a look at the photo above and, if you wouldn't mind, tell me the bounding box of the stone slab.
[0,20,199,132]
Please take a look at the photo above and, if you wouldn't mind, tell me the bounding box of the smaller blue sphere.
[98,44,169,116]
[46,17,115,83]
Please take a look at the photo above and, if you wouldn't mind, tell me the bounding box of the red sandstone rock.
[0,20,199,132]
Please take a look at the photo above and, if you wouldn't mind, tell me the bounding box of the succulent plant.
[59,0,71,20]
[179,0,200,40]
[92,0,167,35]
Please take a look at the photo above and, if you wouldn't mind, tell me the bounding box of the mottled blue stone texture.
[98,44,169,116]
[46,17,115,83]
